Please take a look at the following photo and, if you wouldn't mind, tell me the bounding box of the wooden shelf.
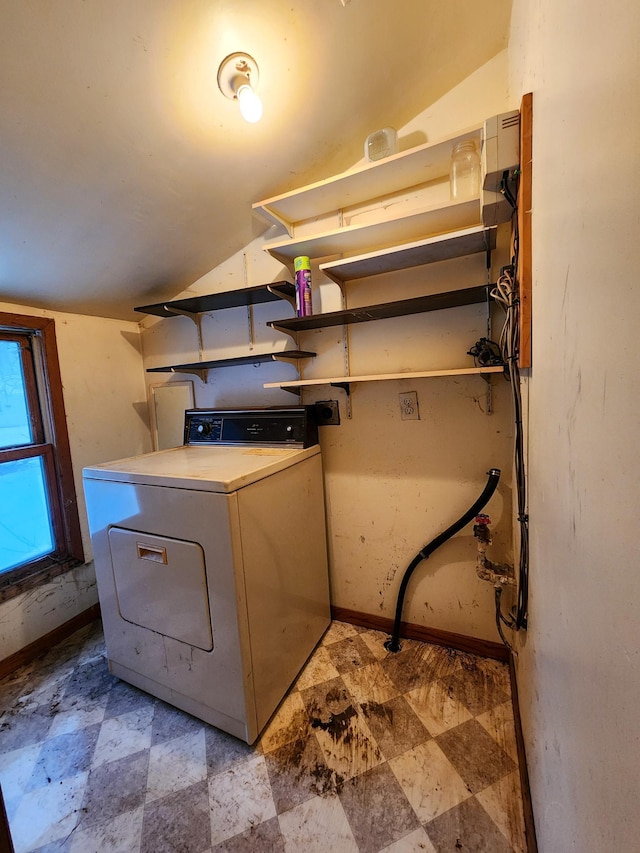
[253,126,482,233]
[147,351,315,381]
[147,351,315,372]
[320,226,496,284]
[269,286,489,334]
[135,282,295,318]
[264,366,503,392]
[263,198,482,265]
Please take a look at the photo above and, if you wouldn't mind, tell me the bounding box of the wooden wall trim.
[0,311,85,576]
[518,92,533,369]
[509,656,539,853]
[0,557,84,605]
[0,311,51,331]
[331,606,509,661]
[0,603,101,679]
[39,317,85,561]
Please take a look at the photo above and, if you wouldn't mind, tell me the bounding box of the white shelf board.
[320,225,496,283]
[263,198,482,265]
[253,125,482,232]
[263,365,503,390]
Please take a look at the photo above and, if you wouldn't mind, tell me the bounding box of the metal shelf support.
[164,306,204,360]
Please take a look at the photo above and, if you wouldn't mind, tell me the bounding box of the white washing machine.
[83,407,330,744]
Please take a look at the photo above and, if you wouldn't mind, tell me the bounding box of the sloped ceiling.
[0,0,511,320]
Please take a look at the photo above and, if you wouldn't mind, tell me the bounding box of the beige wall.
[509,2,640,849]
[0,303,151,660]
[140,52,518,643]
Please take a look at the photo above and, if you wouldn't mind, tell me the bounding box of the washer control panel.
[184,407,318,448]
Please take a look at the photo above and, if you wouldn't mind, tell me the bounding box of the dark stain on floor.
[310,704,358,740]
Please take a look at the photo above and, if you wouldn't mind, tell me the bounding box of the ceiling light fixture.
[217,52,263,123]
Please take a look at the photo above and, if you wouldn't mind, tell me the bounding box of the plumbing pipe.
[384,468,501,653]
[474,513,516,586]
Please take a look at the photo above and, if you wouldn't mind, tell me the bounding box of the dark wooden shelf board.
[135,282,295,318]
[146,350,315,373]
[269,285,489,333]
[321,226,497,283]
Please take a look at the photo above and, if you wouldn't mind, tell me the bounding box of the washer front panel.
[83,477,253,731]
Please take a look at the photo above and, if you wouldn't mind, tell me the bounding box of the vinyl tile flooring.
[0,620,527,852]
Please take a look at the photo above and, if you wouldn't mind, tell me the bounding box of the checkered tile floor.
[0,620,527,852]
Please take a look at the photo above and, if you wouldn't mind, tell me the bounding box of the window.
[0,312,83,600]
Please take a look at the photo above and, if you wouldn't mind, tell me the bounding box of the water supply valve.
[473,513,492,544]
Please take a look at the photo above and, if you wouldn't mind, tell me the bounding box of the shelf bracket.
[247,304,255,351]
[480,372,493,415]
[168,366,209,383]
[272,353,304,365]
[256,206,294,236]
[485,246,493,341]
[267,283,296,309]
[330,381,352,419]
[338,287,352,419]
[164,306,204,361]
[270,323,299,344]
[280,386,303,396]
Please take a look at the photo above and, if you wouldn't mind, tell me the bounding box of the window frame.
[0,311,84,601]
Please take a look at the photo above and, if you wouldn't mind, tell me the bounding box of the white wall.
[140,52,519,643]
[0,303,151,660]
[509,2,640,849]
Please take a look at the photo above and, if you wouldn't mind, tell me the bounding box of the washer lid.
[82,443,320,493]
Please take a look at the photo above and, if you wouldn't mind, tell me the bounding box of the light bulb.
[236,83,263,123]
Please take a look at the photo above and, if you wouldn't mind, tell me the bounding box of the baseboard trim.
[331,606,509,661]
[0,603,101,679]
[509,655,539,853]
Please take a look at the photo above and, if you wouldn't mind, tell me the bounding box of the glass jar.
[449,140,481,200]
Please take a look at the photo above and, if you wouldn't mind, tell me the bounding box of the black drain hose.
[384,468,501,653]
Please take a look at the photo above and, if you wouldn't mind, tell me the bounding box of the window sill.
[0,556,85,604]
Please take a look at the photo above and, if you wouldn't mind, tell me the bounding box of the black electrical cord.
[467,337,504,368]
[501,172,518,212]
[512,354,529,630]
[384,468,501,653]
[490,173,529,632]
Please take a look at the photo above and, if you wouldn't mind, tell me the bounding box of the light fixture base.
[217,52,260,100]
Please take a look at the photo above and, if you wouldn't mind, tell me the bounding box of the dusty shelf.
[135,282,295,318]
[146,350,315,381]
[262,198,482,265]
[320,226,496,284]
[263,366,504,392]
[269,285,489,334]
[253,126,482,232]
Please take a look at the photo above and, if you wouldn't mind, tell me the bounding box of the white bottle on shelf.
[449,140,481,200]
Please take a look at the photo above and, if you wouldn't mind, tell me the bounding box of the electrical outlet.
[314,400,340,426]
[399,391,419,420]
